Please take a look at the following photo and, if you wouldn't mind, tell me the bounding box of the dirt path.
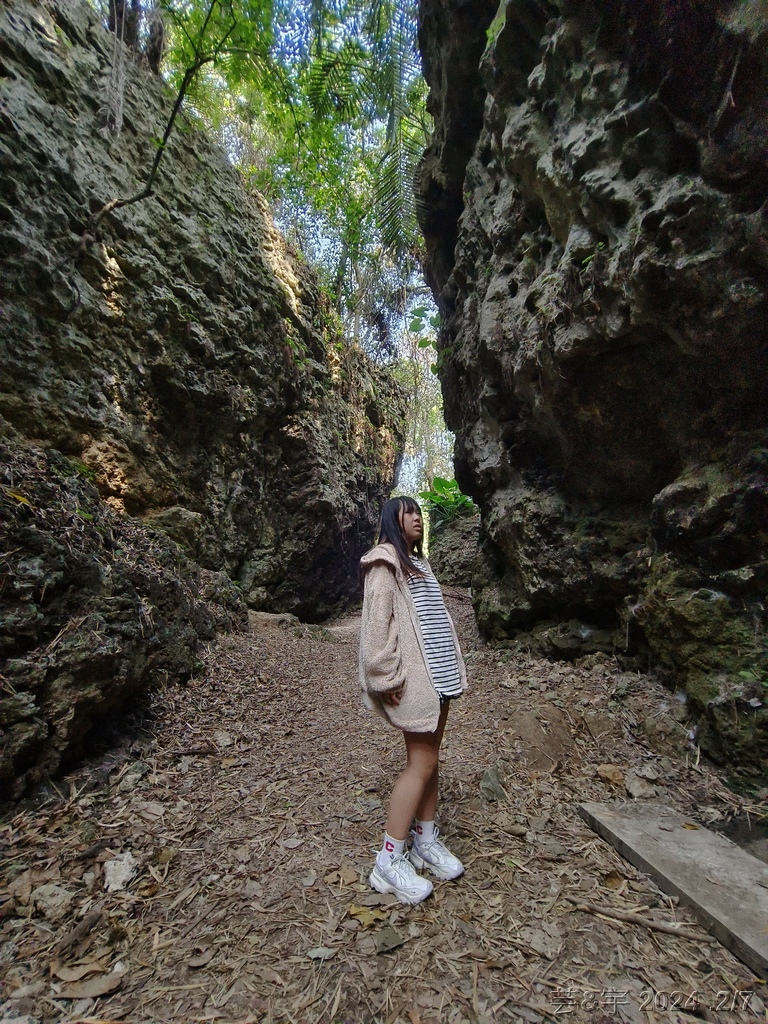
[1,594,766,1024]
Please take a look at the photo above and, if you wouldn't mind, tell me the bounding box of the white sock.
[377,833,406,868]
[414,820,436,845]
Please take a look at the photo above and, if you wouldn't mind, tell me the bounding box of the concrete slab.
[578,801,768,977]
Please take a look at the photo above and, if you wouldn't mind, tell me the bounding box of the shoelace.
[415,835,458,864]
[419,839,446,855]
[390,853,418,875]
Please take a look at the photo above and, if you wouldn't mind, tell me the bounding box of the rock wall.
[0,428,246,799]
[417,0,768,784]
[0,0,405,796]
[0,0,404,619]
[427,515,480,588]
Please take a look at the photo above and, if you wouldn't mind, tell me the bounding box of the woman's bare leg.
[385,702,449,840]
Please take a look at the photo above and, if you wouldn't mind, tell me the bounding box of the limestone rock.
[427,515,480,587]
[417,0,768,782]
[625,770,659,801]
[0,0,405,626]
[247,611,301,631]
[0,0,406,795]
[30,883,74,922]
[0,430,248,799]
[103,851,140,892]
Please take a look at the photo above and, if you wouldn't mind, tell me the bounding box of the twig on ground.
[564,896,715,943]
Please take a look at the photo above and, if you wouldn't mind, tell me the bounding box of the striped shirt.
[407,558,463,699]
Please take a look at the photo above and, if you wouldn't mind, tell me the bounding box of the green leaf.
[418,478,477,532]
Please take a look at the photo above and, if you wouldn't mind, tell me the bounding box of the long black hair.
[376,496,426,577]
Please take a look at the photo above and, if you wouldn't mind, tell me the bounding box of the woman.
[359,495,467,904]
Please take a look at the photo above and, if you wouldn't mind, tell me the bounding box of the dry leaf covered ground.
[1,592,766,1024]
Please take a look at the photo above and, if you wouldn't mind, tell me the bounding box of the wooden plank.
[578,801,768,977]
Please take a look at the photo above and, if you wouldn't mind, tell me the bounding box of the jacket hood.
[360,542,400,573]
[360,542,430,581]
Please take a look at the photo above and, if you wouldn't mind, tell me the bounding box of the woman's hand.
[382,687,404,707]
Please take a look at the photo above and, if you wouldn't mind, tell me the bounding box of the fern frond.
[307,40,369,118]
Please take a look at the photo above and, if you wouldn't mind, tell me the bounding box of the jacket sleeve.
[359,563,407,695]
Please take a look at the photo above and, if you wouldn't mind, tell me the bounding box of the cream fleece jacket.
[358,543,467,733]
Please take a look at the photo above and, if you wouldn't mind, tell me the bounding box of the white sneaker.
[369,854,433,904]
[409,829,464,880]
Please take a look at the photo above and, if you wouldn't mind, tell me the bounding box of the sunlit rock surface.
[417,0,767,783]
[0,0,405,795]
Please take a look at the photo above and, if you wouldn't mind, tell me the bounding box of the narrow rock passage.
[1,595,765,1024]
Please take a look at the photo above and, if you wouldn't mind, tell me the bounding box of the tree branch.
[87,1,237,235]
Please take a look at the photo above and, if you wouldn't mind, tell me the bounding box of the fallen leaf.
[348,902,389,928]
[281,837,304,849]
[374,925,405,954]
[479,766,508,802]
[52,962,106,982]
[307,945,337,960]
[188,947,214,968]
[57,966,126,999]
[324,863,357,886]
[681,822,700,830]
[5,489,33,506]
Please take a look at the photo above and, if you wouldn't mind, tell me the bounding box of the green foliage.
[408,305,441,338]
[154,0,429,360]
[390,324,454,494]
[72,460,96,482]
[86,0,430,360]
[92,0,448,484]
[419,476,477,533]
[484,2,507,50]
[738,668,768,691]
[581,241,606,267]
